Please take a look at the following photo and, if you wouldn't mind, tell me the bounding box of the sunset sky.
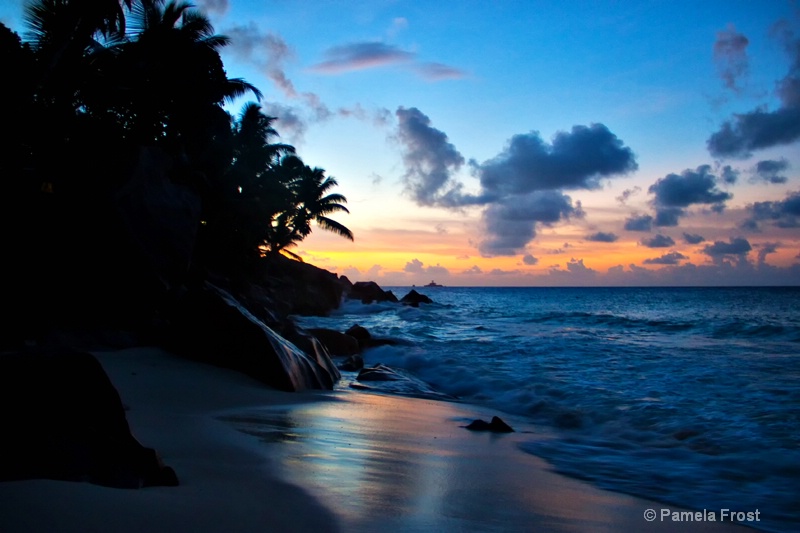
[3,1,800,286]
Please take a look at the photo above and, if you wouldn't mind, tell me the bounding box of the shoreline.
[1,347,753,532]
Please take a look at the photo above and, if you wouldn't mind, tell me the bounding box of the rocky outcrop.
[400,289,433,307]
[306,328,360,356]
[257,254,344,316]
[353,363,454,400]
[166,282,340,391]
[347,281,398,304]
[0,350,178,488]
[465,416,515,433]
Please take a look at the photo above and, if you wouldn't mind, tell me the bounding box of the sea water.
[294,286,800,532]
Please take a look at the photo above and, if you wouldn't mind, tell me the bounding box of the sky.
[3,0,800,286]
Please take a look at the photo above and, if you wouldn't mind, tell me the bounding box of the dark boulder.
[307,328,360,356]
[0,350,178,488]
[348,281,398,304]
[465,416,515,433]
[353,364,454,400]
[400,289,433,307]
[166,282,340,391]
[258,253,344,316]
[345,324,371,349]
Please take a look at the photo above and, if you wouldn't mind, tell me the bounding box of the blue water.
[294,287,800,532]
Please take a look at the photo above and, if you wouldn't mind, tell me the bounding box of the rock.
[166,282,340,391]
[348,281,398,304]
[258,253,344,316]
[339,354,364,371]
[0,350,178,488]
[400,289,433,307]
[345,324,371,349]
[353,364,454,400]
[307,328,360,356]
[465,416,515,433]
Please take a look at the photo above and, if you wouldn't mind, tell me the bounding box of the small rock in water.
[465,416,514,433]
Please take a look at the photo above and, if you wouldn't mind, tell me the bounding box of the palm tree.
[264,155,353,257]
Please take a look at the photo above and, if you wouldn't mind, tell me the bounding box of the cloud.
[395,107,466,206]
[643,251,689,265]
[683,232,706,244]
[586,231,619,243]
[310,42,414,74]
[720,165,739,184]
[475,124,637,196]
[624,214,653,232]
[713,24,749,92]
[654,207,683,227]
[262,103,307,143]
[309,41,465,81]
[404,258,424,273]
[463,265,483,275]
[757,242,780,266]
[753,158,790,184]
[403,258,450,277]
[702,237,752,261]
[196,0,228,16]
[395,111,635,256]
[707,108,800,158]
[413,62,468,81]
[741,189,800,229]
[648,165,732,226]
[522,254,539,265]
[649,165,732,208]
[707,19,800,158]
[226,23,295,93]
[616,186,641,205]
[641,234,676,248]
[479,191,582,256]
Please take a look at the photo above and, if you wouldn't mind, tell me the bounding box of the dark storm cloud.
[654,207,683,227]
[643,251,688,265]
[683,232,706,244]
[310,42,414,74]
[742,190,800,229]
[641,234,676,248]
[649,165,732,208]
[713,24,750,92]
[395,107,465,206]
[754,159,790,184]
[707,20,800,158]
[475,124,637,196]
[721,165,739,184]
[624,214,653,232]
[394,111,635,255]
[479,192,581,256]
[586,231,619,243]
[707,108,800,158]
[702,237,752,257]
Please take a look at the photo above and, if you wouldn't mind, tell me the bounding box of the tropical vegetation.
[0,0,353,292]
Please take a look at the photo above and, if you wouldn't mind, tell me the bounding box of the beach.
[0,347,752,532]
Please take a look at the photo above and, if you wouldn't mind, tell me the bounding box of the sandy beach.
[0,347,752,532]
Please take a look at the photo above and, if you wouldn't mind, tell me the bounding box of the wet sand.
[0,347,750,532]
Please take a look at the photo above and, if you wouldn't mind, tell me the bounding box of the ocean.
[294,286,800,532]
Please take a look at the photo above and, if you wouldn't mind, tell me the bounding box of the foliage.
[1,0,353,284]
